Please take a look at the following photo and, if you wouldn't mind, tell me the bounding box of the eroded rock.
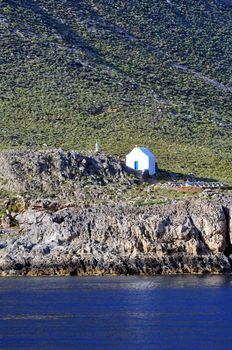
[0,199,231,276]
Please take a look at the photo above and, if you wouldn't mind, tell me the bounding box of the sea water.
[0,275,232,350]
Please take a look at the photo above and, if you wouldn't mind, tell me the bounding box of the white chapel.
[126,147,157,176]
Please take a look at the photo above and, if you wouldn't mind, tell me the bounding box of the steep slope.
[1,0,232,181]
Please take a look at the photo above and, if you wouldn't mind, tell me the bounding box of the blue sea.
[0,275,232,350]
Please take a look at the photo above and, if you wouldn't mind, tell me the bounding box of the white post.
[95,142,99,153]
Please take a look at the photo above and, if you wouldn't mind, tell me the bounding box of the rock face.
[0,199,231,276]
[0,149,231,276]
[0,150,134,195]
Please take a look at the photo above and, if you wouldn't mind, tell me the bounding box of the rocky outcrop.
[0,199,232,276]
[0,149,135,195]
[0,150,231,276]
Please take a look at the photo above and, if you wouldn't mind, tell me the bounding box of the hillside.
[1,0,232,182]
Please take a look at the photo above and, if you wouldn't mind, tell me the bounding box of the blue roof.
[138,147,155,158]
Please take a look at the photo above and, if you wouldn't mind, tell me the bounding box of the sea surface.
[0,275,232,350]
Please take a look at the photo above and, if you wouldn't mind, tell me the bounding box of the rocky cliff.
[0,149,232,276]
[0,199,232,276]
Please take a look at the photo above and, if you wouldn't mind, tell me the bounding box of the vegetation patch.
[1,0,232,182]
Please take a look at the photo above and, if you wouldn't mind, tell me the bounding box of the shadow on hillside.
[156,169,219,183]
[8,0,104,61]
[8,0,151,79]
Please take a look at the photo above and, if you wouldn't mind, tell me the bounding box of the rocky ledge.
[0,199,232,276]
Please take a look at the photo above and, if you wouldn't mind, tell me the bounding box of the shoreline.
[0,150,231,278]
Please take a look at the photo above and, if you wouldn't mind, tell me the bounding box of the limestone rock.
[0,199,231,276]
